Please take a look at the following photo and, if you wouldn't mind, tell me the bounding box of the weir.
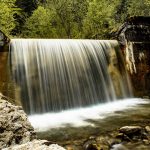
[10,39,132,114]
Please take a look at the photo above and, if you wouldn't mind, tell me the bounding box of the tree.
[16,0,37,16]
[12,0,38,36]
[115,0,129,23]
[83,0,120,39]
[45,0,88,38]
[127,0,150,16]
[5,0,150,38]
[21,6,57,38]
[0,0,18,36]
[22,0,89,38]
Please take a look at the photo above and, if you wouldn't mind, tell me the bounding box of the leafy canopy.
[0,0,150,38]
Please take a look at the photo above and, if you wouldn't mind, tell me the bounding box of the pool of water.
[29,98,150,148]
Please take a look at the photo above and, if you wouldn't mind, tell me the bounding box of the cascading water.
[10,39,132,115]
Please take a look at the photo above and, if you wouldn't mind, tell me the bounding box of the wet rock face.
[119,126,142,135]
[3,140,66,150]
[117,126,150,145]
[0,99,36,149]
[130,44,150,97]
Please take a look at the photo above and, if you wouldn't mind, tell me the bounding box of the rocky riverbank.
[3,140,66,150]
[0,95,66,150]
[1,95,150,150]
[74,125,150,150]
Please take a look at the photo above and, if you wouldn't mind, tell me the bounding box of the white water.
[10,39,132,114]
[28,98,148,132]
[10,39,137,132]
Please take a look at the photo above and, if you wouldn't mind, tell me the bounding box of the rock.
[118,126,144,142]
[66,146,73,150]
[83,143,98,150]
[122,134,131,142]
[119,126,142,135]
[89,136,96,140]
[0,99,36,149]
[49,144,66,150]
[143,139,150,145]
[124,141,150,150]
[84,137,110,150]
[145,126,150,133]
[83,140,98,150]
[65,145,82,150]
[141,131,149,140]
[109,139,122,148]
[3,139,66,150]
[110,143,128,150]
[0,98,66,150]
[115,133,124,139]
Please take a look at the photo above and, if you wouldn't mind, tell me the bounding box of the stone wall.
[130,43,150,97]
[0,31,15,102]
[116,16,150,97]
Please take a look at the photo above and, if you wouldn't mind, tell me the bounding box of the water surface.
[29,98,150,145]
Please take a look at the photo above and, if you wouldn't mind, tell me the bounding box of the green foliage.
[21,6,57,38]
[47,0,76,38]
[13,0,38,36]
[0,0,17,36]
[128,0,150,16]
[0,0,150,38]
[45,0,89,38]
[22,0,89,38]
[83,0,119,39]
[115,0,129,23]
[16,0,37,15]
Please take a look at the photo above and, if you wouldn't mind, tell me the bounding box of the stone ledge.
[3,140,66,150]
[0,98,36,149]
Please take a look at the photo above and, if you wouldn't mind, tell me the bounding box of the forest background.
[0,0,150,39]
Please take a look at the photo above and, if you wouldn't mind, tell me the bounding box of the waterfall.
[10,39,132,114]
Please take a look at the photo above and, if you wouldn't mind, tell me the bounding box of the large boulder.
[3,140,66,150]
[119,126,142,135]
[0,99,36,149]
